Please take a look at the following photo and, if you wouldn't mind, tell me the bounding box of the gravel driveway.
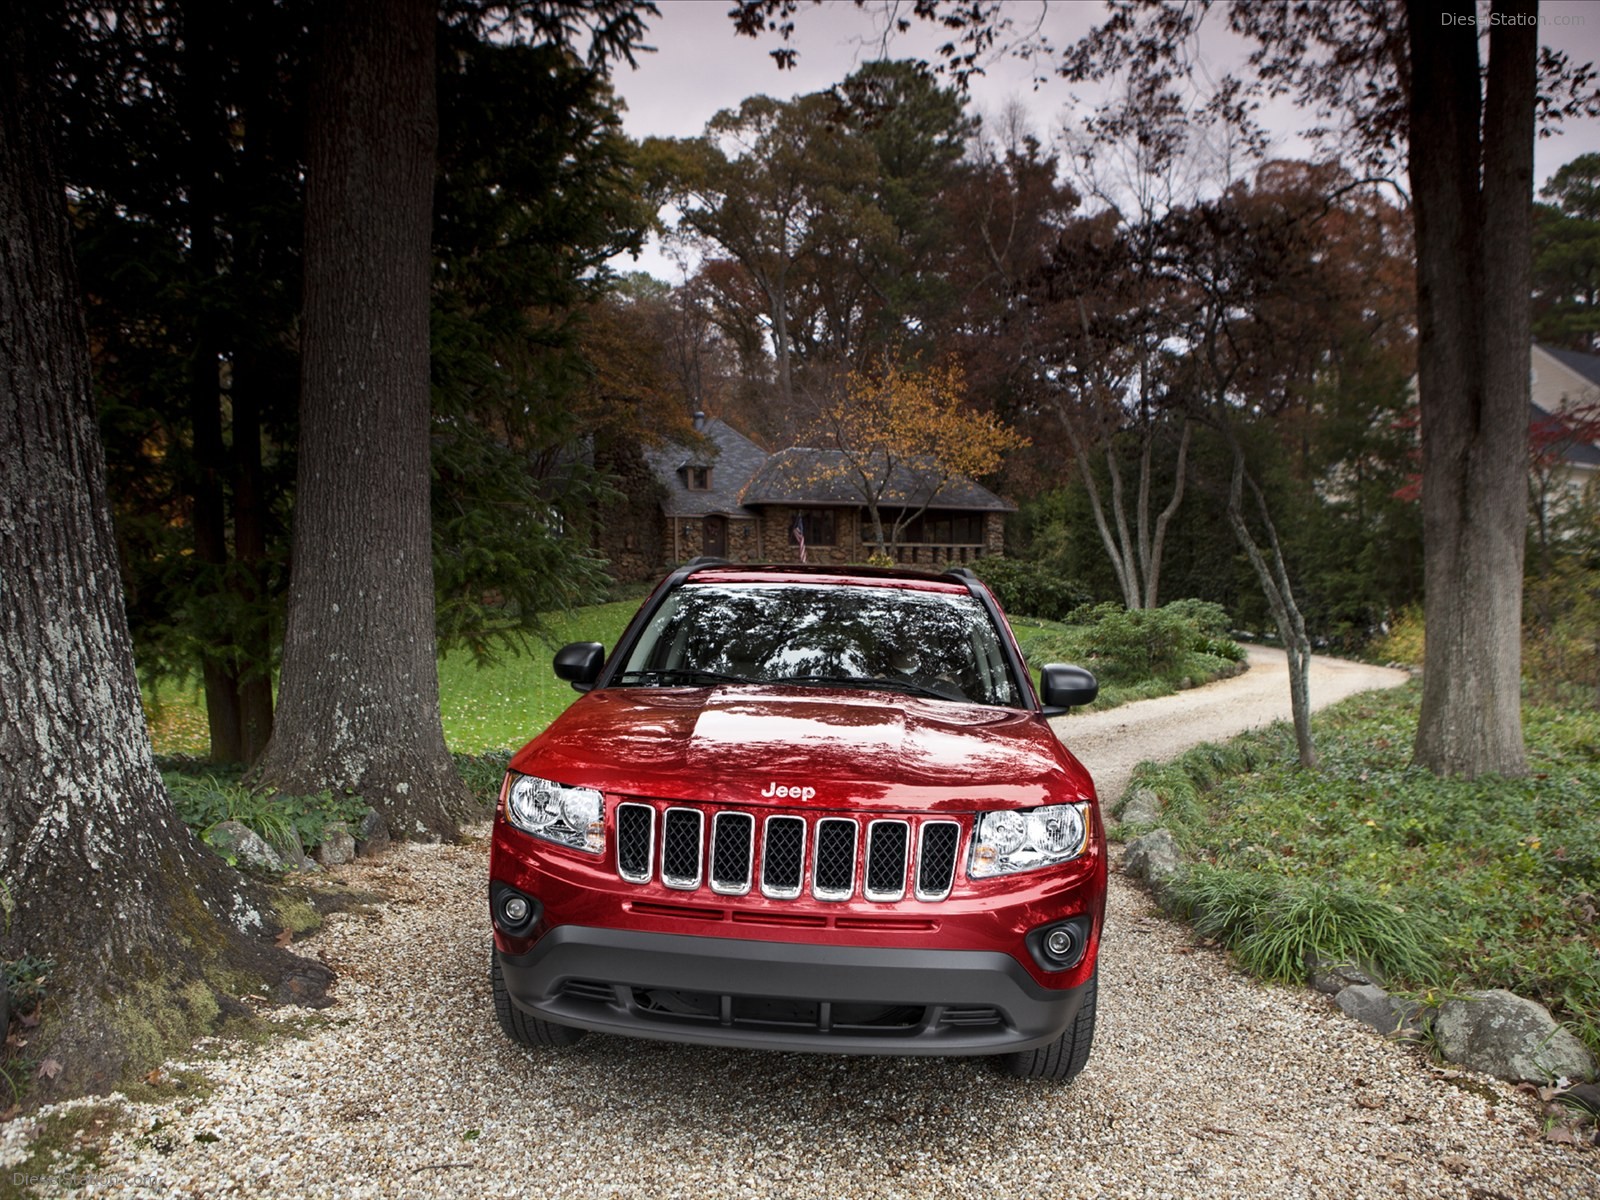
[12,649,1599,1198]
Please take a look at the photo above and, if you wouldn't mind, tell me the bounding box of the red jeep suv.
[488,561,1106,1081]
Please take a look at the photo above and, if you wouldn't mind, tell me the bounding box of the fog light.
[1028,916,1091,972]
[490,883,540,936]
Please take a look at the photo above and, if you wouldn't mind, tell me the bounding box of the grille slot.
[812,818,858,901]
[661,808,704,890]
[615,804,963,905]
[761,816,807,899]
[864,820,909,902]
[616,803,655,883]
[915,820,961,901]
[710,812,755,895]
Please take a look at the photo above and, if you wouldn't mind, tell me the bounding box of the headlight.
[970,803,1089,878]
[505,773,605,855]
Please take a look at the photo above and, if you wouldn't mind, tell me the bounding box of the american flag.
[792,512,807,563]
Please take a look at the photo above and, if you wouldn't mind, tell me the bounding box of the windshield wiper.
[615,668,754,687]
[773,674,953,701]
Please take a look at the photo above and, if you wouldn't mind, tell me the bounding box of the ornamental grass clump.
[1169,864,1442,986]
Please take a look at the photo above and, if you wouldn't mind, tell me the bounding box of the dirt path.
[9,650,1598,1199]
[1051,644,1409,805]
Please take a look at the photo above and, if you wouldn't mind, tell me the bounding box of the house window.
[684,466,712,491]
[891,511,984,544]
[791,509,836,547]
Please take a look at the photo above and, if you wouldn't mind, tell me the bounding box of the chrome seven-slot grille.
[615,801,962,903]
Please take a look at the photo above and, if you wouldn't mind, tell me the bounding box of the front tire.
[491,951,585,1048]
[1000,968,1096,1082]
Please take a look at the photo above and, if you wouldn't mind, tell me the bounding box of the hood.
[510,685,1095,812]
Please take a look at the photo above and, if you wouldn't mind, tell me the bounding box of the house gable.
[642,423,1013,568]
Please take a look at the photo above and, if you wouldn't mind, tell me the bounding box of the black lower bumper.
[496,925,1091,1056]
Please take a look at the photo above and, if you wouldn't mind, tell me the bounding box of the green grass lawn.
[144,598,641,758]
[436,598,639,752]
[1120,683,1600,1057]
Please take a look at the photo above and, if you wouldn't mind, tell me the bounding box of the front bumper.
[495,925,1093,1056]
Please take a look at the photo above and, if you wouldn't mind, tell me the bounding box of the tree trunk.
[1407,0,1532,778]
[1141,418,1190,609]
[182,0,248,763]
[231,374,275,763]
[1063,415,1139,607]
[254,0,466,838]
[1224,430,1317,769]
[1,13,310,1099]
[1062,410,1187,611]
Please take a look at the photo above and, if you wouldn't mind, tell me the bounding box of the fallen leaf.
[274,929,294,948]
[1543,1125,1582,1146]
[37,1058,61,1081]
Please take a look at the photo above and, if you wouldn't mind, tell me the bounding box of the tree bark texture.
[1407,0,1533,778]
[255,0,466,838]
[1,13,293,1097]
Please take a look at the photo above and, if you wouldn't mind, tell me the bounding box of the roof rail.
[943,565,979,581]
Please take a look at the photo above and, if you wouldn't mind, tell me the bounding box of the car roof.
[680,562,975,595]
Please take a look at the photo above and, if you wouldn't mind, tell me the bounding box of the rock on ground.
[1434,990,1597,1084]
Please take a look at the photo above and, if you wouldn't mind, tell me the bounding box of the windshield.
[613,582,1025,708]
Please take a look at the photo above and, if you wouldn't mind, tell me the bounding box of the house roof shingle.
[644,417,767,518]
[740,447,1015,512]
[1537,342,1600,391]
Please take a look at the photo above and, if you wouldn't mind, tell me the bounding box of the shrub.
[1078,602,1192,682]
[1168,865,1441,986]
[1369,604,1424,667]
[970,557,1093,621]
[1161,597,1232,638]
[164,772,365,856]
[1524,563,1600,700]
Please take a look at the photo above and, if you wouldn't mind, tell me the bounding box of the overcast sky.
[607,0,1600,279]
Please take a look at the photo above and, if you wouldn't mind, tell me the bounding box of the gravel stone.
[6,648,1597,1198]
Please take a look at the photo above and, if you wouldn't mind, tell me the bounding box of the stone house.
[638,414,1012,574]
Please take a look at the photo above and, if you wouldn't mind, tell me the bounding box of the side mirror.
[553,642,605,691]
[1039,663,1098,715]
